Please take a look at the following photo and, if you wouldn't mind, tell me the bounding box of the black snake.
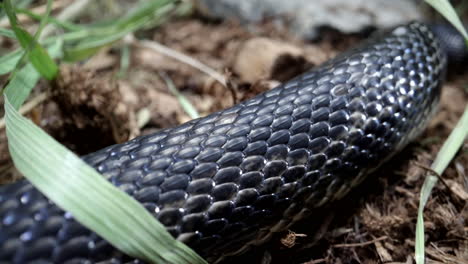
[1,21,463,263]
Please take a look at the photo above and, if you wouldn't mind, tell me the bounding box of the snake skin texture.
[0,22,446,263]
[429,23,468,65]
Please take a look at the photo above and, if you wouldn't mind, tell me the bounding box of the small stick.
[303,258,327,264]
[137,38,227,87]
[412,161,453,194]
[332,236,388,248]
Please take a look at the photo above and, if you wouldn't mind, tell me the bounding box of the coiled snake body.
[0,22,448,263]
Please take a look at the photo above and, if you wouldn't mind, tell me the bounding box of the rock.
[195,0,423,39]
[233,37,309,83]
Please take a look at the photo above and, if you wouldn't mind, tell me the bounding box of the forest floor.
[0,2,467,264]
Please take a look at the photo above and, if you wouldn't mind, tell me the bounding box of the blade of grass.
[63,0,176,61]
[11,5,84,31]
[0,92,48,130]
[39,0,91,39]
[31,0,53,40]
[117,41,131,78]
[3,63,40,109]
[0,49,23,75]
[14,0,177,63]
[3,38,62,109]
[4,96,207,264]
[417,2,468,263]
[415,106,468,264]
[2,1,206,263]
[32,0,91,45]
[159,71,200,119]
[114,0,178,29]
[0,0,33,20]
[3,0,58,80]
[0,27,16,38]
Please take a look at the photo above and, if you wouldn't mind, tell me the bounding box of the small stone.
[233,37,307,83]
[195,0,423,40]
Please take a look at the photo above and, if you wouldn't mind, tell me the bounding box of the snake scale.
[0,22,450,263]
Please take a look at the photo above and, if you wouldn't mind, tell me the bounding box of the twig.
[412,162,440,177]
[136,38,227,86]
[332,236,388,248]
[303,258,327,264]
[0,92,49,130]
[413,162,453,193]
[224,69,238,104]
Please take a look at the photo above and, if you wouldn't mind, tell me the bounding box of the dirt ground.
[0,5,467,264]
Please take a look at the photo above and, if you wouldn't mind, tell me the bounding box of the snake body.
[0,22,447,263]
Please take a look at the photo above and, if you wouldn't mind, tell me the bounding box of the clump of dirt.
[49,66,138,154]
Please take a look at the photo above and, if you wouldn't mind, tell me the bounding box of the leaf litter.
[0,13,466,264]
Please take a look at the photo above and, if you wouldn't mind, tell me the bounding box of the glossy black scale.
[0,22,446,263]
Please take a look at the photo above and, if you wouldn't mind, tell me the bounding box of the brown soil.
[0,10,466,264]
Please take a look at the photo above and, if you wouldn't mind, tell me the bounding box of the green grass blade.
[0,49,23,75]
[63,0,176,62]
[415,106,468,264]
[64,45,107,62]
[4,96,207,264]
[3,0,58,80]
[426,0,468,44]
[0,3,81,31]
[417,2,468,263]
[3,39,62,109]
[3,63,40,109]
[1,1,206,262]
[16,5,84,31]
[118,43,131,78]
[160,71,200,119]
[0,27,16,38]
[31,0,53,40]
[0,0,33,19]
[429,106,468,180]
[114,0,176,29]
